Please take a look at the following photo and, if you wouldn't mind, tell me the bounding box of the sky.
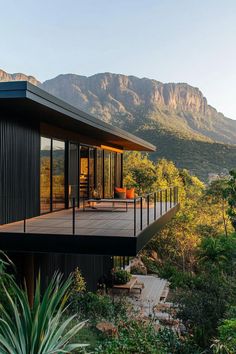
[1,0,236,118]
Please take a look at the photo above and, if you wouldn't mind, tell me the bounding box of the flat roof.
[0,81,156,152]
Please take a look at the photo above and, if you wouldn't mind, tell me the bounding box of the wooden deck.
[0,201,175,238]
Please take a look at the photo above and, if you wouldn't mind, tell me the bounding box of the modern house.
[0,81,179,297]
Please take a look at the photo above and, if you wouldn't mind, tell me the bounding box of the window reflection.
[52,140,65,210]
[96,149,103,198]
[69,143,79,207]
[40,137,51,213]
[80,146,89,200]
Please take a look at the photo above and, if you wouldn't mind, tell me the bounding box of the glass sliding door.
[80,146,89,202]
[111,152,115,196]
[40,137,51,213]
[52,140,65,211]
[69,143,79,207]
[104,151,112,198]
[96,149,103,198]
[115,153,122,188]
[89,148,95,197]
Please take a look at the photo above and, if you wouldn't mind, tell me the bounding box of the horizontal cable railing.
[0,186,179,237]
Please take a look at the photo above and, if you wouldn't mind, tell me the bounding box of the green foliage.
[174,272,235,348]
[112,269,131,285]
[95,320,202,354]
[71,267,86,294]
[123,152,157,193]
[95,319,164,354]
[198,234,236,273]
[0,272,87,354]
[217,319,236,352]
[141,255,160,274]
[72,292,128,322]
[0,252,15,314]
[223,170,236,231]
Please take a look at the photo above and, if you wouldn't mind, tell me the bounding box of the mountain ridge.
[1,68,236,180]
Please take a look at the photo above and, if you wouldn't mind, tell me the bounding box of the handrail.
[0,186,179,237]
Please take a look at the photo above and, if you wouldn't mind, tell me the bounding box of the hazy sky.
[1,0,236,118]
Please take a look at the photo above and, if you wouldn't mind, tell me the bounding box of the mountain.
[1,68,236,181]
[41,73,236,146]
[0,69,39,86]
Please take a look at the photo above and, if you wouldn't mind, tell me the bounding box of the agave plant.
[0,270,88,354]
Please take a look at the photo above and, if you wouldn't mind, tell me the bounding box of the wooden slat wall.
[0,116,40,224]
[33,253,113,291]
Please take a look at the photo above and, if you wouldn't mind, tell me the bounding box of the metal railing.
[0,186,178,237]
[132,186,179,236]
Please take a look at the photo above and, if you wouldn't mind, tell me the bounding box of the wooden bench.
[84,198,135,212]
[112,276,138,293]
[131,281,145,294]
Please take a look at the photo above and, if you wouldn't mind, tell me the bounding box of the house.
[0,81,179,298]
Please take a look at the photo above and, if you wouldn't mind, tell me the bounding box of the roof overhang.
[0,81,156,152]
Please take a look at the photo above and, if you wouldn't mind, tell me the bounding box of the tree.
[205,179,230,237]
[224,170,236,231]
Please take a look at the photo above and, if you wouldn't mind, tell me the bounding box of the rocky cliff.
[41,73,236,145]
[0,69,40,86]
[2,69,236,180]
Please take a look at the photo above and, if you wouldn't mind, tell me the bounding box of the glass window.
[89,148,95,197]
[96,149,103,198]
[52,140,65,211]
[40,137,51,213]
[111,152,115,197]
[104,151,112,198]
[80,146,89,201]
[116,153,122,188]
[69,143,79,207]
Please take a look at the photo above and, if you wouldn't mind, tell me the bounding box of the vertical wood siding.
[34,253,113,291]
[0,117,40,224]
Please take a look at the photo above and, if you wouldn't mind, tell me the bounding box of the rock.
[96,321,118,337]
[130,257,147,275]
[0,69,40,86]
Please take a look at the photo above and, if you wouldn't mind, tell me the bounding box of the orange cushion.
[115,187,126,193]
[126,188,135,199]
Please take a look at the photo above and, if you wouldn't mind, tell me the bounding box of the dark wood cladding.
[9,252,113,292]
[0,116,40,224]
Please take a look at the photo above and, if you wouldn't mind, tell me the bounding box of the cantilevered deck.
[0,195,179,256]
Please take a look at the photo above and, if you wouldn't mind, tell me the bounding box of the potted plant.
[112,268,131,285]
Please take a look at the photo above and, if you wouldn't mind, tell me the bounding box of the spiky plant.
[0,271,88,354]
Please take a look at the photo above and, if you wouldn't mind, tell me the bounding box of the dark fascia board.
[0,81,156,152]
[0,204,179,256]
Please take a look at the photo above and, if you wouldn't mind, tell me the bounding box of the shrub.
[218,319,236,352]
[71,267,86,294]
[0,273,87,354]
[95,319,164,354]
[112,269,131,285]
[73,292,128,322]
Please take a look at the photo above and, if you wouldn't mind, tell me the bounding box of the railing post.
[147,194,150,226]
[160,190,163,216]
[140,197,143,231]
[170,187,172,208]
[154,192,157,220]
[72,197,76,235]
[134,198,136,236]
